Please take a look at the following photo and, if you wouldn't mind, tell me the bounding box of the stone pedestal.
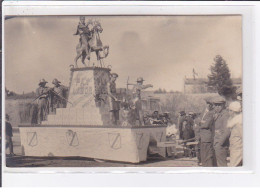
[42,67,112,126]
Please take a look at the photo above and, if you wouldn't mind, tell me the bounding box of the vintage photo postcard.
[3,14,243,169]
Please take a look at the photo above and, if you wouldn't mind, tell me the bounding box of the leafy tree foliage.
[208,55,236,98]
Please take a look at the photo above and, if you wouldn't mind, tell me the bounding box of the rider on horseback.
[74,16,92,48]
[74,17,110,67]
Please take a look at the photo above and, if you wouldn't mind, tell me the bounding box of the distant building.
[184,77,242,94]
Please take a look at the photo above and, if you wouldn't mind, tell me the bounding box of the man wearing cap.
[36,79,51,124]
[212,96,230,167]
[199,98,215,167]
[51,78,68,113]
[5,114,14,156]
[108,73,120,125]
[132,77,153,126]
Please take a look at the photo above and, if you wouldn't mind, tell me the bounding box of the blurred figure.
[212,96,230,167]
[108,73,120,125]
[128,102,137,126]
[6,114,14,156]
[132,77,153,126]
[150,111,163,125]
[160,112,171,125]
[199,98,215,167]
[227,101,243,167]
[193,112,202,165]
[36,79,51,124]
[178,111,186,140]
[120,99,131,127]
[182,112,195,157]
[51,78,68,113]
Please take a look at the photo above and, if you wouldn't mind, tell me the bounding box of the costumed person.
[108,73,120,125]
[227,101,243,167]
[212,96,230,167]
[132,77,153,126]
[51,78,68,113]
[36,79,51,124]
[120,97,131,127]
[74,16,93,65]
[74,16,92,46]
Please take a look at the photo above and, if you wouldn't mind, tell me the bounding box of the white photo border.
[2,1,260,187]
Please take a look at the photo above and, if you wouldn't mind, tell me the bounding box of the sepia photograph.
[4,15,243,168]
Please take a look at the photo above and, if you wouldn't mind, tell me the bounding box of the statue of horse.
[74,20,109,67]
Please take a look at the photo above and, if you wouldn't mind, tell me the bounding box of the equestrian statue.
[74,16,109,67]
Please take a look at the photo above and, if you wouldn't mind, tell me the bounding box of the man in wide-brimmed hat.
[36,79,50,123]
[108,73,120,125]
[51,78,68,113]
[131,77,153,126]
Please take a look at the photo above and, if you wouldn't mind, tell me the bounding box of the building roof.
[184,78,208,85]
[184,78,242,85]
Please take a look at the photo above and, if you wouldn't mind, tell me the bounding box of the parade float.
[18,18,167,163]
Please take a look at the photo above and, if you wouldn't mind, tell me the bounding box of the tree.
[207,55,236,98]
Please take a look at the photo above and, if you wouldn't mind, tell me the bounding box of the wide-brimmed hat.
[110,73,119,78]
[39,79,48,85]
[52,78,61,85]
[212,96,226,105]
[136,77,145,82]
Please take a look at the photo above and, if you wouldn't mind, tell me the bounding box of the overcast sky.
[5,16,242,94]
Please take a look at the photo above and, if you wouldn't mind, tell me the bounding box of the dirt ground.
[5,131,198,168]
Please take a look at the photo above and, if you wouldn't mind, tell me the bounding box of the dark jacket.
[214,109,230,146]
[6,121,13,137]
[182,116,195,140]
[200,109,215,143]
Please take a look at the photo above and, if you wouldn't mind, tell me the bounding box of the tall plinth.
[42,67,112,126]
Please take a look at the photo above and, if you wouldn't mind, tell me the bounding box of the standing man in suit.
[6,114,14,156]
[212,96,230,167]
[199,98,215,167]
